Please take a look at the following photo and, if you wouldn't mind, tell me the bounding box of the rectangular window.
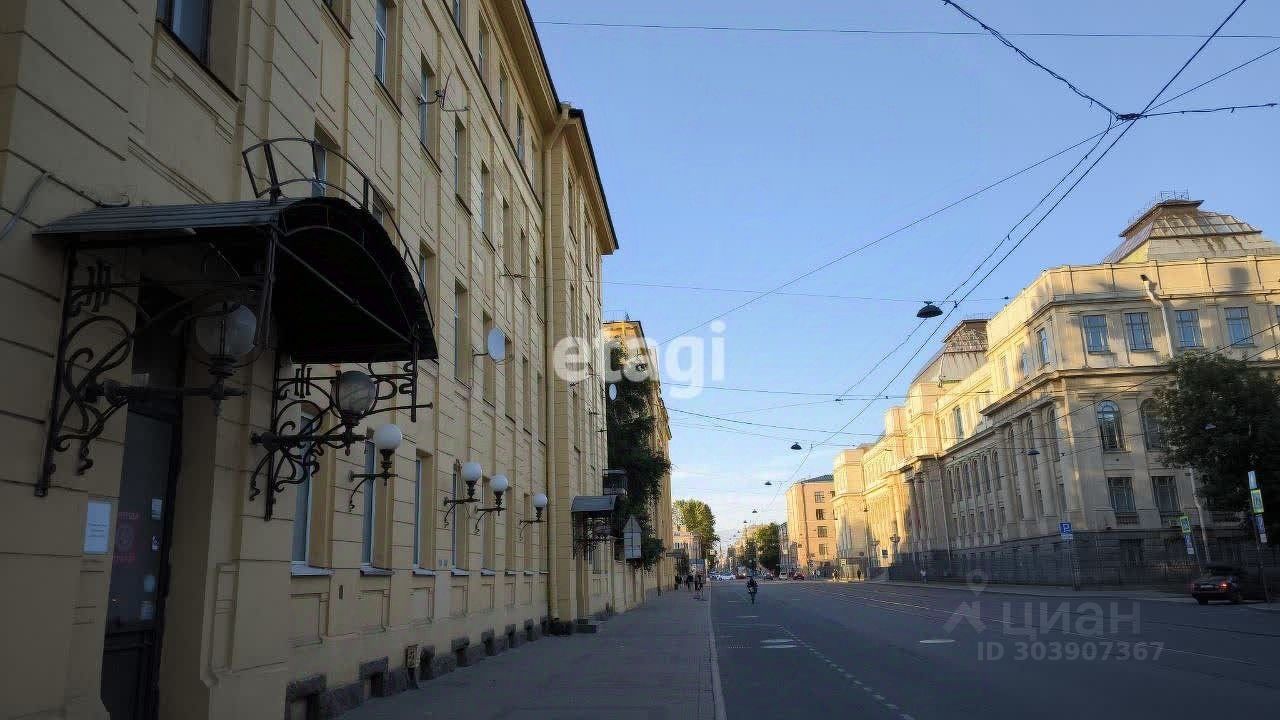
[452,460,467,568]
[816,526,828,538]
[1226,307,1253,346]
[373,0,389,84]
[481,477,495,569]
[482,313,496,405]
[1018,343,1031,377]
[311,141,328,198]
[815,509,825,520]
[818,544,827,557]
[1176,309,1202,348]
[953,406,965,440]
[480,163,492,237]
[515,110,526,167]
[1153,476,1179,514]
[504,337,516,416]
[522,356,532,429]
[1046,407,1060,458]
[413,457,423,566]
[1083,315,1108,353]
[451,0,463,32]
[522,492,533,569]
[157,0,211,63]
[291,411,318,563]
[454,283,469,381]
[498,66,508,122]
[419,60,436,150]
[361,441,376,565]
[418,244,437,321]
[1124,312,1153,351]
[453,119,467,198]
[477,21,489,81]
[536,371,545,437]
[1036,328,1051,366]
[1107,477,1136,514]
[813,491,825,503]
[999,354,1010,389]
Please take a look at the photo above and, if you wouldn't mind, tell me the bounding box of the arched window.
[1141,400,1166,451]
[1097,401,1124,451]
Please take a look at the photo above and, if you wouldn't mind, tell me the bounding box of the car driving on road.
[1190,565,1264,604]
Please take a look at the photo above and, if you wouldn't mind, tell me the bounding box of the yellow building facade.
[601,319,675,600]
[783,476,835,576]
[834,199,1279,584]
[0,1,632,719]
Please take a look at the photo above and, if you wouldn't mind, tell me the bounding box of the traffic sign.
[1183,535,1196,556]
[1248,470,1258,490]
[1178,515,1192,535]
[1059,522,1073,540]
[1251,488,1265,514]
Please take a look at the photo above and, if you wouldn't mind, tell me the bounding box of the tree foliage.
[752,523,781,572]
[606,346,672,568]
[673,498,719,560]
[1153,351,1280,542]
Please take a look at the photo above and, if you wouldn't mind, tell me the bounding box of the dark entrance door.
[100,289,185,720]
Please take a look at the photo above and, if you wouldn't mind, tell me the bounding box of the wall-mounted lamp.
[472,474,510,535]
[441,460,483,528]
[347,423,403,509]
[517,493,549,540]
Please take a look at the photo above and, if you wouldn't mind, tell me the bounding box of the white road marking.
[736,615,758,619]
[760,639,793,644]
[761,644,797,649]
[919,638,955,644]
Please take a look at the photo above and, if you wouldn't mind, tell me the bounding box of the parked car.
[1190,565,1264,604]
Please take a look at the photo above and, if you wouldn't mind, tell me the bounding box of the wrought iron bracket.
[572,516,614,558]
[516,508,545,541]
[251,356,431,520]
[37,252,269,497]
[472,497,506,536]
[348,449,396,510]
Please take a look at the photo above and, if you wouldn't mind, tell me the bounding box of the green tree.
[606,346,672,567]
[1154,351,1280,542]
[673,498,719,560]
[752,523,781,572]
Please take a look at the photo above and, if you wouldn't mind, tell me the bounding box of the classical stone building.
[783,475,835,576]
[601,319,674,600]
[0,1,630,719]
[833,198,1278,585]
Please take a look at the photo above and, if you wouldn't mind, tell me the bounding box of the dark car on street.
[1190,565,1264,604]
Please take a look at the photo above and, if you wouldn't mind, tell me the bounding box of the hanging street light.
[916,301,944,319]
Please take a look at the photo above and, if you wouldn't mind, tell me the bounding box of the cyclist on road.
[746,576,758,604]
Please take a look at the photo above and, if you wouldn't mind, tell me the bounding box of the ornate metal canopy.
[34,138,437,517]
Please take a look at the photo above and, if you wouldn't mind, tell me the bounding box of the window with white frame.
[373,0,390,85]
[1152,475,1179,515]
[1108,476,1136,514]
[1036,327,1051,366]
[1141,400,1165,451]
[1097,401,1124,451]
[419,59,436,150]
[1225,307,1253,346]
[361,441,377,565]
[157,0,212,63]
[1083,314,1108,353]
[290,411,319,564]
[1175,309,1202,348]
[1124,311,1153,351]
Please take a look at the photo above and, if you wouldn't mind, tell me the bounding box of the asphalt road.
[710,579,1280,720]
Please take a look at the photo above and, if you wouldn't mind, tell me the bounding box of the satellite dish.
[486,327,506,362]
[607,383,618,401]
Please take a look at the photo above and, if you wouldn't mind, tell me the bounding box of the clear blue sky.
[526,0,1280,548]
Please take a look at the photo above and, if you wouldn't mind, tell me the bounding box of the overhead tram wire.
[943,0,1251,309]
[534,19,1280,41]
[757,0,1252,510]
[651,126,1120,345]
[940,0,1119,117]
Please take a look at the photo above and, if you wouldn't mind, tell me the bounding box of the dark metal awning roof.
[570,495,618,514]
[37,197,437,364]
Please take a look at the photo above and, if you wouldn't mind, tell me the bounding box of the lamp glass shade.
[916,302,944,319]
[195,303,257,359]
[460,461,483,485]
[335,370,378,419]
[533,493,548,509]
[490,474,509,494]
[372,423,402,451]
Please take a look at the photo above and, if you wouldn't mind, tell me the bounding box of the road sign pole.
[1247,471,1270,603]
[1059,522,1080,591]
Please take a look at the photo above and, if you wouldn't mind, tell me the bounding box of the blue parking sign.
[1059,522,1073,540]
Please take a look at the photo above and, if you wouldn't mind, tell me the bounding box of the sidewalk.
[342,589,719,720]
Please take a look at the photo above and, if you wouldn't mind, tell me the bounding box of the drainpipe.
[543,104,572,624]
[1188,469,1213,565]
[1140,273,1177,357]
